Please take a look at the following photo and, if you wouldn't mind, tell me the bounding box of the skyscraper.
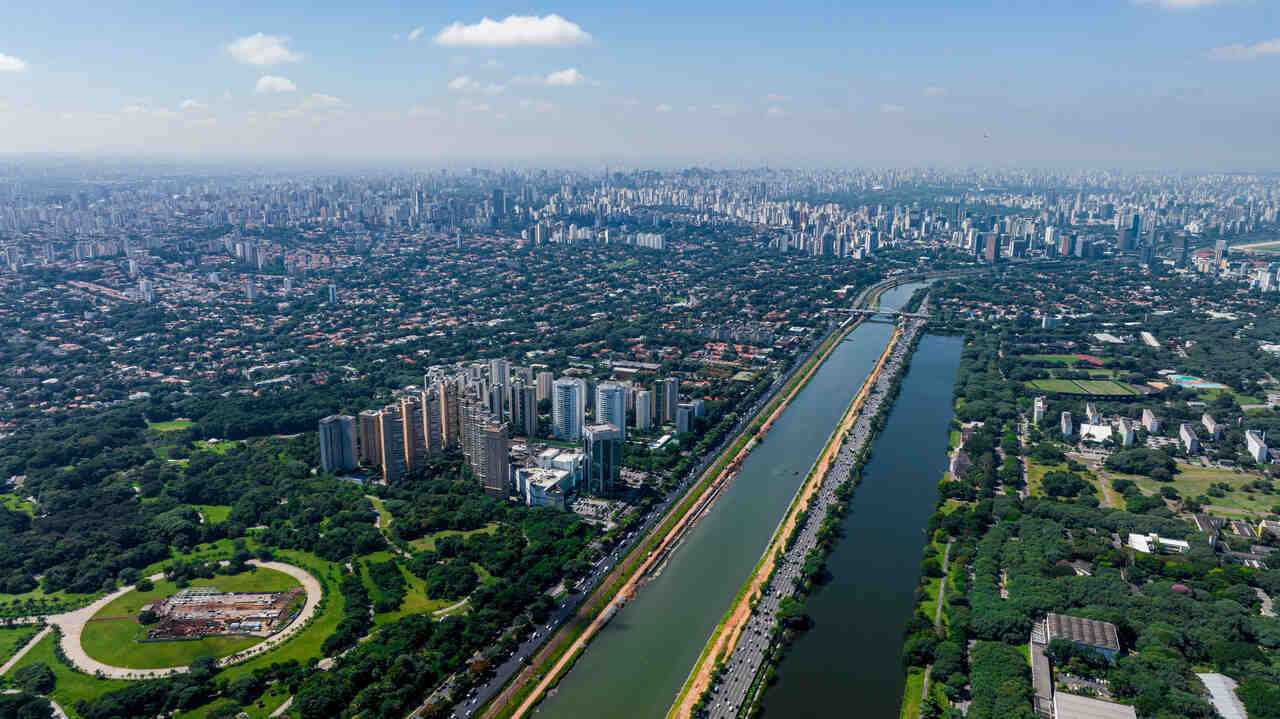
[634,389,653,432]
[535,370,554,403]
[327,283,338,304]
[583,424,621,496]
[318,415,357,473]
[594,382,627,440]
[509,381,538,438]
[553,377,586,441]
[657,377,680,424]
[421,386,445,455]
[379,404,407,484]
[401,395,425,473]
[358,409,382,466]
[477,421,510,498]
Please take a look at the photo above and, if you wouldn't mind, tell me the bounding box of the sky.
[0,0,1278,169]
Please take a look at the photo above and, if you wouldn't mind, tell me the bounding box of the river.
[760,332,963,718]
[534,282,925,719]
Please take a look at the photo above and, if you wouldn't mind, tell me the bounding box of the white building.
[634,389,653,432]
[1180,423,1201,455]
[516,467,572,510]
[1085,402,1101,425]
[1117,418,1136,447]
[1129,532,1191,554]
[1202,413,1222,441]
[1061,411,1074,438]
[1033,396,1047,425]
[1246,430,1269,464]
[594,382,627,440]
[1142,408,1161,434]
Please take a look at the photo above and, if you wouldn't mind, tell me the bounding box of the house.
[1044,613,1122,662]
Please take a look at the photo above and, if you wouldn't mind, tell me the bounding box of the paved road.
[704,314,927,719]
[0,625,50,676]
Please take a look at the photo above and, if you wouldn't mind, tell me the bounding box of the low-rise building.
[1044,612,1122,662]
[1053,693,1137,719]
[1129,532,1191,555]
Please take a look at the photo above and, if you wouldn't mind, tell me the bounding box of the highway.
[703,309,928,719]
[431,275,927,719]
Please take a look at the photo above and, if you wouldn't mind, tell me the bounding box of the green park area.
[1020,353,1108,366]
[5,631,132,717]
[1,492,36,516]
[0,625,39,665]
[407,521,499,552]
[1124,463,1280,517]
[80,565,301,670]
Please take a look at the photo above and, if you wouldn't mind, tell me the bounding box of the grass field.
[0,625,39,666]
[1026,378,1138,396]
[80,565,300,669]
[147,419,195,432]
[898,667,926,719]
[408,522,500,552]
[0,584,100,619]
[5,631,131,719]
[177,682,292,719]
[1,492,36,516]
[1025,459,1065,497]
[194,504,232,524]
[1021,354,1108,366]
[1127,464,1280,517]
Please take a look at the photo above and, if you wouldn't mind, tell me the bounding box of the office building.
[583,424,622,496]
[358,410,382,466]
[509,380,538,438]
[595,382,627,440]
[318,415,357,473]
[553,377,587,441]
[676,402,696,434]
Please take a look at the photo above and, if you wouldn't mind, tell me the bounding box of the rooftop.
[1045,613,1121,653]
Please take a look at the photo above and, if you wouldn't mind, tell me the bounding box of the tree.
[12,662,56,694]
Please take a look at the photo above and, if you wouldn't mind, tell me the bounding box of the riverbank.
[668,320,908,719]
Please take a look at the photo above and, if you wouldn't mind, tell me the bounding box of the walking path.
[0,625,50,676]
[919,539,953,710]
[9,560,322,680]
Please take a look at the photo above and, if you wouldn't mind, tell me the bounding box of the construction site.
[142,586,303,641]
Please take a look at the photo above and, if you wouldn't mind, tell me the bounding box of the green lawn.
[0,584,100,619]
[147,419,195,432]
[178,683,292,719]
[1,492,36,516]
[0,624,39,666]
[408,522,500,552]
[194,504,232,524]
[899,667,926,719]
[4,631,131,719]
[1128,464,1280,517]
[370,561,452,625]
[1025,460,1065,497]
[1021,354,1107,366]
[194,439,236,455]
[80,566,300,669]
[1026,378,1138,396]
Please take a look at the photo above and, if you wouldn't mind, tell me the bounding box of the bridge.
[849,307,931,319]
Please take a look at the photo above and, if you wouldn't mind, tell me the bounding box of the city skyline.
[1,1,1279,168]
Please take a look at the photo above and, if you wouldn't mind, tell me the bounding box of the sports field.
[1026,378,1139,396]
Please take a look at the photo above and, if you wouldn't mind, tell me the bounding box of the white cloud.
[923,86,947,97]
[766,105,787,117]
[764,93,789,102]
[306,93,345,109]
[265,93,347,121]
[408,26,426,42]
[255,75,297,94]
[880,103,906,114]
[122,104,178,119]
[226,34,302,66]
[434,14,591,47]
[544,68,586,86]
[1134,0,1225,8]
[0,53,27,72]
[655,103,672,113]
[1209,38,1280,61]
[448,75,505,95]
[179,99,207,111]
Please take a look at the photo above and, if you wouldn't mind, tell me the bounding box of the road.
[437,277,928,719]
[703,313,927,719]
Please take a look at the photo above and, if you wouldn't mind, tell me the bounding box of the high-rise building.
[553,378,586,441]
[401,395,426,473]
[634,389,653,432]
[439,377,460,448]
[328,284,338,304]
[470,419,510,498]
[509,381,538,438]
[595,382,627,440]
[657,377,680,424]
[358,409,382,466]
[421,386,445,455]
[535,370,554,403]
[583,424,621,496]
[379,404,407,484]
[1061,411,1073,439]
[489,358,511,389]
[676,402,695,434]
[318,415,357,473]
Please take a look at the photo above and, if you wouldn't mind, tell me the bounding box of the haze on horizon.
[0,0,1277,170]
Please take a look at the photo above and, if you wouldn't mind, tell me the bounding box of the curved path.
[47,559,322,680]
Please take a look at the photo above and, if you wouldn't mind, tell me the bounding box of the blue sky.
[1,0,1277,167]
